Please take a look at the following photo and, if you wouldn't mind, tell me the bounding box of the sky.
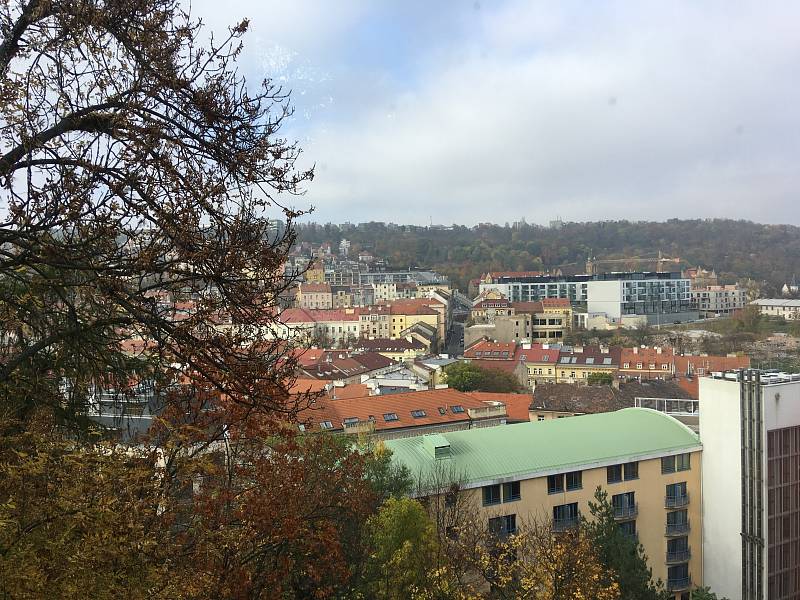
[190,0,800,226]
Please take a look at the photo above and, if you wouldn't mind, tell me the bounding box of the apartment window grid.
[767,424,800,600]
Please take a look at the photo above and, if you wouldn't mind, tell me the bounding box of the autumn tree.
[452,517,621,600]
[583,488,669,600]
[0,0,312,436]
[0,1,396,598]
[361,497,440,599]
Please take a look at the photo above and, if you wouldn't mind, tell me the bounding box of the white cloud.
[189,1,800,225]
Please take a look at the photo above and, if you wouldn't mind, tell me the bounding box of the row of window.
[662,453,691,474]
[622,362,671,370]
[607,461,639,483]
[482,481,521,505]
[547,471,583,494]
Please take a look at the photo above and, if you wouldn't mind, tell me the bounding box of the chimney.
[656,346,662,355]
[633,347,638,355]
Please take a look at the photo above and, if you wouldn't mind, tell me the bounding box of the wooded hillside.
[298,219,800,293]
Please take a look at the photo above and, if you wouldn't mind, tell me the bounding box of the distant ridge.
[297,219,800,294]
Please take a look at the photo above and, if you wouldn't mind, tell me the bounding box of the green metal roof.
[385,408,701,488]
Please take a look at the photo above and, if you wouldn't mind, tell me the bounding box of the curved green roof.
[385,408,701,488]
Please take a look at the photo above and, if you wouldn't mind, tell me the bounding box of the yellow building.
[387,408,702,598]
[388,300,443,341]
[555,346,620,384]
[517,343,561,387]
[305,262,325,284]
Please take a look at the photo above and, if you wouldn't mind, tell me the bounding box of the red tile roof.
[510,301,543,313]
[297,389,494,432]
[464,340,518,360]
[299,282,331,293]
[467,392,531,422]
[541,298,571,309]
[673,354,750,376]
[516,345,560,364]
[350,352,395,371]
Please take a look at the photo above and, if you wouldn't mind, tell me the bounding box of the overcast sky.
[191,0,800,226]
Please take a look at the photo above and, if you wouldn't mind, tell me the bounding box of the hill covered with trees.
[298,219,800,294]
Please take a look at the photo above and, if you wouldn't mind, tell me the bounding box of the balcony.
[613,503,638,520]
[667,576,691,592]
[666,548,691,563]
[552,517,579,532]
[665,493,689,508]
[665,521,690,536]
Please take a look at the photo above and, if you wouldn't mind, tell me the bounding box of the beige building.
[751,298,800,320]
[297,282,333,309]
[387,408,702,598]
[690,285,746,317]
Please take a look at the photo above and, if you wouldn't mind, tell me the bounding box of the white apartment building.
[690,285,746,317]
[479,272,696,325]
[700,370,800,600]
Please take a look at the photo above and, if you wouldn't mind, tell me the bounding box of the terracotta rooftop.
[467,392,532,422]
[516,345,560,364]
[673,354,750,376]
[464,340,518,360]
[299,282,331,293]
[541,298,571,308]
[510,301,544,313]
[297,388,499,432]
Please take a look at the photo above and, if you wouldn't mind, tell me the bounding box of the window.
[451,405,465,413]
[666,482,688,508]
[503,481,521,502]
[624,461,639,480]
[342,417,359,425]
[619,520,636,538]
[667,563,689,587]
[612,492,636,518]
[566,471,582,491]
[677,453,691,471]
[552,502,579,529]
[623,362,630,369]
[482,484,501,506]
[298,424,306,432]
[667,536,689,556]
[383,412,399,422]
[488,514,517,539]
[320,420,334,430]
[667,509,689,527]
[661,455,676,473]
[537,415,545,421]
[411,409,426,418]
[438,407,447,415]
[607,464,623,483]
[547,474,564,494]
